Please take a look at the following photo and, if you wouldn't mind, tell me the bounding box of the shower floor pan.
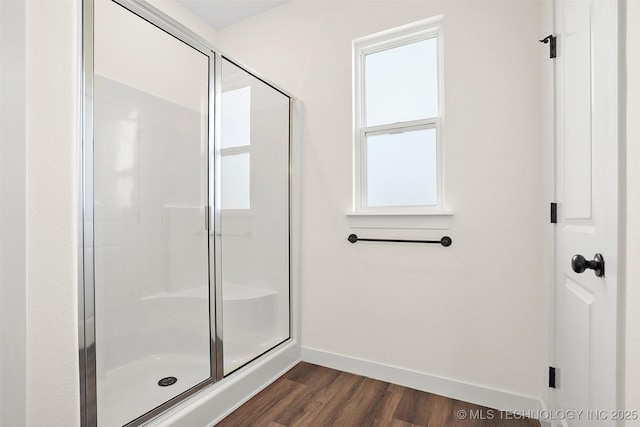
[98,352,210,427]
[98,283,285,425]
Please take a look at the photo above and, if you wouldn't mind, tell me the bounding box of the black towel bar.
[347,234,452,247]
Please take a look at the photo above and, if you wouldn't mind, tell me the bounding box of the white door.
[552,0,619,425]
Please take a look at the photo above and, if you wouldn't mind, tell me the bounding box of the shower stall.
[79,1,295,425]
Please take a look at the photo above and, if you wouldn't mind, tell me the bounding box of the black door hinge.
[550,202,558,223]
[540,35,557,58]
[549,366,557,388]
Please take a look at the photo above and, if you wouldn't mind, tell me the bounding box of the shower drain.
[158,376,178,387]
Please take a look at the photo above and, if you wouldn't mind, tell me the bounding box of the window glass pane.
[365,38,438,127]
[221,87,251,149]
[366,128,437,207]
[221,152,250,210]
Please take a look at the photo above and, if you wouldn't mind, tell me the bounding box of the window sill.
[346,211,453,229]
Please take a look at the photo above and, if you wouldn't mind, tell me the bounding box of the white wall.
[24,0,81,425]
[0,0,27,425]
[625,0,640,421]
[217,0,549,402]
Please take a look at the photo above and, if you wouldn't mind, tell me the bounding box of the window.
[221,86,251,210]
[352,17,448,226]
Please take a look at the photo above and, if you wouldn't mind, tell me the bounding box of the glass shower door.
[93,1,212,425]
[219,59,291,375]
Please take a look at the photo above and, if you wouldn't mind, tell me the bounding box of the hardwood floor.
[216,362,540,427]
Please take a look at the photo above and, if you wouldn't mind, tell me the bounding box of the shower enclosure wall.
[80,1,294,426]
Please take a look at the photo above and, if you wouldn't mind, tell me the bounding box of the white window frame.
[351,16,451,227]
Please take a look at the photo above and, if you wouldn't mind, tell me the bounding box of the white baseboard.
[146,344,544,426]
[302,346,544,415]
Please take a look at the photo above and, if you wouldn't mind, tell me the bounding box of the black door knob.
[571,253,604,277]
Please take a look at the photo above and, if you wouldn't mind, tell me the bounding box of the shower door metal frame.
[79,1,296,426]
[79,1,220,426]
[216,55,294,377]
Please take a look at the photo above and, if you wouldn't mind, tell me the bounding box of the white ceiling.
[178,0,290,30]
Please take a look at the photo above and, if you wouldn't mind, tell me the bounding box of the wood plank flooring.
[216,362,540,427]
